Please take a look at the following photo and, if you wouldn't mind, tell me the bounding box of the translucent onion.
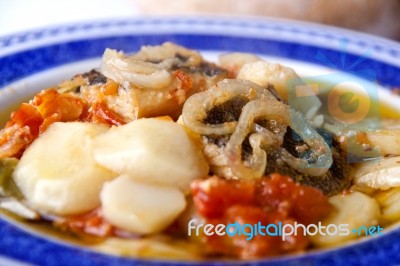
[324,120,400,158]
[131,42,203,66]
[101,48,172,89]
[237,60,322,117]
[224,99,290,180]
[279,109,333,176]
[182,79,277,136]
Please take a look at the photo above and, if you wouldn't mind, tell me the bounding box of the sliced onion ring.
[224,99,290,180]
[182,79,277,136]
[279,109,333,176]
[101,48,172,89]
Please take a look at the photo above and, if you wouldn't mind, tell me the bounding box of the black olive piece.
[204,96,249,125]
[81,69,107,85]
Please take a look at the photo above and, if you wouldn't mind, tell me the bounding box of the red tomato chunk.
[191,173,332,258]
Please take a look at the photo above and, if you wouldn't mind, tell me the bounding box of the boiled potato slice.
[310,191,381,247]
[375,187,400,224]
[93,118,208,192]
[365,130,400,156]
[237,61,321,117]
[101,175,186,234]
[353,156,400,190]
[238,61,296,100]
[13,122,116,215]
[218,52,261,75]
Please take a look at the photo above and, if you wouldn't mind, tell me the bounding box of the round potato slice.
[310,191,381,247]
[13,122,116,215]
[353,156,400,190]
[101,175,186,234]
[93,118,208,192]
[375,187,400,224]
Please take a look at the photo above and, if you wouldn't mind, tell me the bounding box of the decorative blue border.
[0,17,400,266]
[1,18,400,56]
[1,214,400,266]
[1,18,400,89]
[1,34,400,89]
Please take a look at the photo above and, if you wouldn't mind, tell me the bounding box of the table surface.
[1,0,399,41]
[0,0,139,37]
[1,3,399,122]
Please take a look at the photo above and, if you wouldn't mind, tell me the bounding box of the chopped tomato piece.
[87,102,126,126]
[0,88,130,158]
[191,176,255,219]
[6,103,43,138]
[172,70,193,104]
[33,89,87,123]
[191,173,332,258]
[256,173,331,225]
[55,209,114,238]
[0,103,43,158]
[102,80,119,96]
[0,89,89,158]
